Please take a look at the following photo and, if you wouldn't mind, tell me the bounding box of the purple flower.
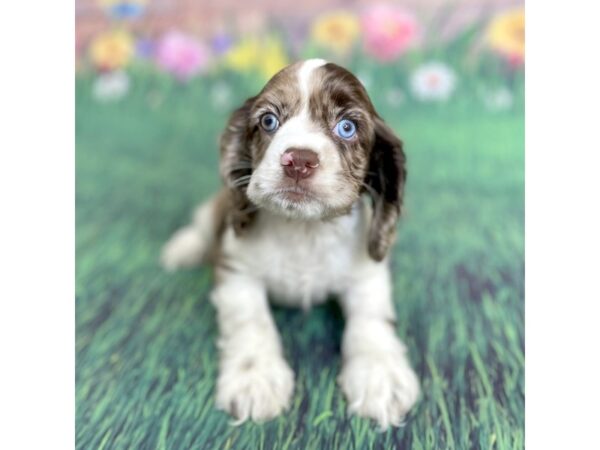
[211,33,233,55]
[155,31,210,81]
[136,38,155,59]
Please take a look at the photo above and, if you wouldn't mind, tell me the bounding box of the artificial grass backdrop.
[76,77,524,449]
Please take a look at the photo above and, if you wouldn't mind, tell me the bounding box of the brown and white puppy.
[161,59,419,429]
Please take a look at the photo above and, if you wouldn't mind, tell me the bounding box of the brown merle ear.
[219,96,257,235]
[364,117,407,262]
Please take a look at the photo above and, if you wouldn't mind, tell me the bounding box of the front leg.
[210,271,294,423]
[338,263,420,429]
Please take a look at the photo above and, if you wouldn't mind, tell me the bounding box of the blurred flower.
[98,0,146,19]
[311,11,360,54]
[487,8,525,66]
[210,81,233,111]
[92,70,130,102]
[410,62,457,102]
[155,31,210,81]
[225,36,289,81]
[89,30,135,71]
[361,5,419,62]
[386,87,406,108]
[225,39,260,72]
[481,86,513,111]
[260,37,289,80]
[135,37,154,59]
[211,33,233,55]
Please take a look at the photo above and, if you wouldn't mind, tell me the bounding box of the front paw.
[338,353,420,429]
[216,353,295,423]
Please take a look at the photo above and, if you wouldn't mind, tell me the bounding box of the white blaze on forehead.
[297,59,327,109]
[267,58,328,155]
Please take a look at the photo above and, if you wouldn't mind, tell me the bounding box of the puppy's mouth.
[273,185,317,203]
[248,178,329,219]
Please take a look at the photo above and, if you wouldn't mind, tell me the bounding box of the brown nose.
[280,148,320,180]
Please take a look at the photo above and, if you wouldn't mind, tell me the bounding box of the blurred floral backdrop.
[76,0,524,110]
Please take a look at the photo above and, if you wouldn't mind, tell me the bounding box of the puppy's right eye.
[260,113,279,132]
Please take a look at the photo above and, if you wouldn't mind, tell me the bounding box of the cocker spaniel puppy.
[161,59,419,428]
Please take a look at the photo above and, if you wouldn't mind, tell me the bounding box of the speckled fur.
[161,59,419,428]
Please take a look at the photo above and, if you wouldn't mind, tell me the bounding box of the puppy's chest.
[229,209,365,306]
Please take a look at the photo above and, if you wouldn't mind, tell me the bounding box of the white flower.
[410,62,457,102]
[386,87,406,108]
[481,86,513,111]
[211,81,233,111]
[92,70,130,102]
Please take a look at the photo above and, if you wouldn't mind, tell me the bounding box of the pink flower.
[361,5,419,62]
[155,31,209,81]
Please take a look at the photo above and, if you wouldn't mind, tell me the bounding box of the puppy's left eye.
[260,113,279,132]
[335,119,357,140]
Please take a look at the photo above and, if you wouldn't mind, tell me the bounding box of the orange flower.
[311,11,360,54]
[487,8,525,64]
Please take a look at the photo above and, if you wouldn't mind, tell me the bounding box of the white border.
[0,1,74,449]
[527,0,600,448]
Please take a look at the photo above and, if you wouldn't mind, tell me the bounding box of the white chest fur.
[221,200,370,308]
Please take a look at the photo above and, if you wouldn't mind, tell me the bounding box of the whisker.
[231,181,250,189]
[228,174,253,189]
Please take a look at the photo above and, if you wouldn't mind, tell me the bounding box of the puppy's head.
[220,59,407,261]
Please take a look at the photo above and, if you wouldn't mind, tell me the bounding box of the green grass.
[76,75,524,449]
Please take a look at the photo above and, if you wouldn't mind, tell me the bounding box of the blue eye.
[260,113,279,132]
[335,119,357,139]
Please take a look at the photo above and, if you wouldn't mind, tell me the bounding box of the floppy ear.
[219,96,257,235]
[364,117,407,262]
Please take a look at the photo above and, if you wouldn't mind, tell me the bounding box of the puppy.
[161,59,419,428]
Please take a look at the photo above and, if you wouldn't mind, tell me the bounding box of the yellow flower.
[224,36,289,81]
[259,37,289,80]
[487,8,525,60]
[311,11,360,54]
[224,39,260,73]
[89,30,134,71]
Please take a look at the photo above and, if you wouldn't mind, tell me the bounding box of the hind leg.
[161,197,217,271]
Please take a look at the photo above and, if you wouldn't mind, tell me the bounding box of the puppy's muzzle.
[280,148,320,181]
